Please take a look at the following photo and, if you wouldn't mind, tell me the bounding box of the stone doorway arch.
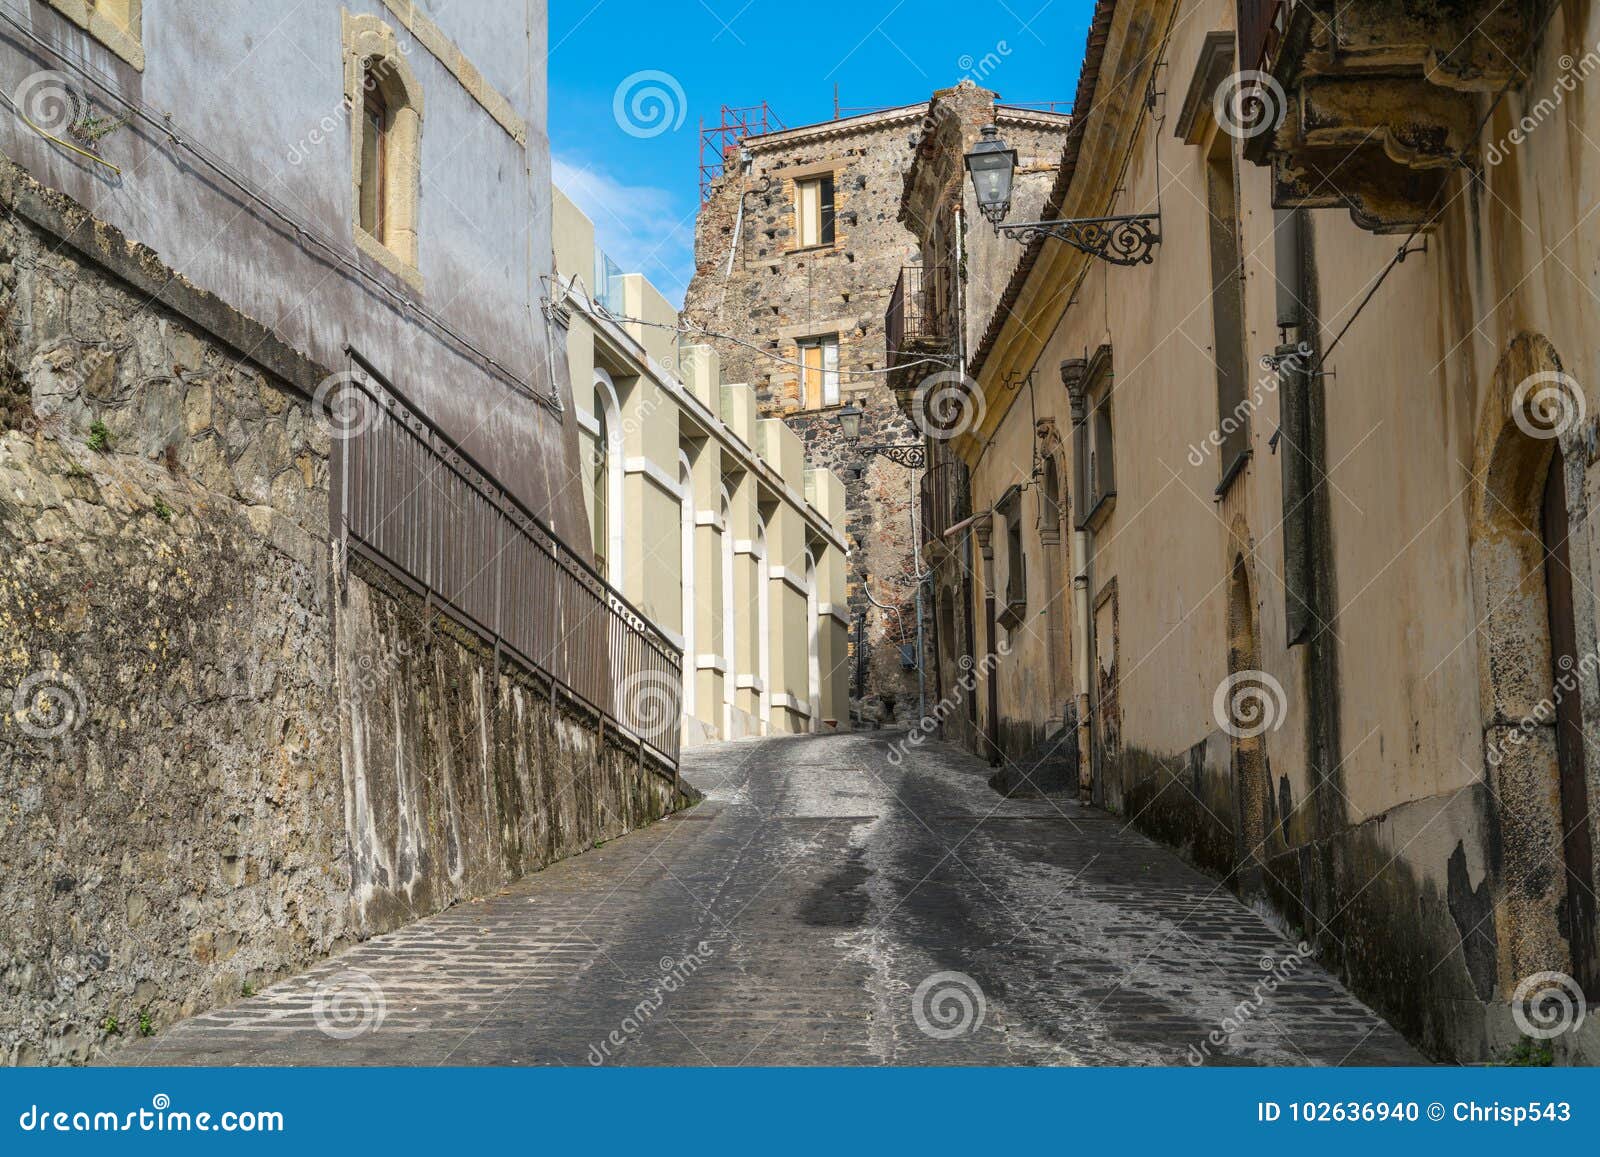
[1471,333,1600,998]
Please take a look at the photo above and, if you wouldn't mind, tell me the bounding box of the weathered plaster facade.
[910,0,1600,1062]
[554,189,851,744]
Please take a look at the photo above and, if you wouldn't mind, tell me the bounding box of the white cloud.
[553,155,696,308]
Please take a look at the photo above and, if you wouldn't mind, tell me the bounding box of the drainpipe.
[1063,358,1093,801]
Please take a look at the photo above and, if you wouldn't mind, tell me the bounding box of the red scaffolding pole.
[698,103,785,201]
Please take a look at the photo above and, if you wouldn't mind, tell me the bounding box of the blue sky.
[547,0,1096,307]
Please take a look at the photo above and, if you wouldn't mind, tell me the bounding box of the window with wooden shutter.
[795,174,836,249]
[798,336,840,409]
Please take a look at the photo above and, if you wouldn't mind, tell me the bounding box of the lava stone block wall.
[685,109,930,721]
[0,171,682,1064]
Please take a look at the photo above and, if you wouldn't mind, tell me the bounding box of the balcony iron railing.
[886,264,951,369]
[335,348,682,771]
[919,458,971,548]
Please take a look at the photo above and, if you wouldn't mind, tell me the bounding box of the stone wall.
[685,110,928,722]
[0,172,685,1064]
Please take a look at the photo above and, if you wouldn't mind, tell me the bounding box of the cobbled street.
[122,732,1422,1066]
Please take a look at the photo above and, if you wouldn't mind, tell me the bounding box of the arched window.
[590,371,624,585]
[344,15,423,286]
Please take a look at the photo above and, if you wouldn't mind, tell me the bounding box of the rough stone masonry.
[684,107,932,724]
[0,166,687,1065]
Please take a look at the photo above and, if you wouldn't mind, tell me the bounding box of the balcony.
[1239,0,1533,232]
[886,264,952,386]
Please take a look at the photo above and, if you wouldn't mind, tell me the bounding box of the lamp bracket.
[995,213,1162,267]
[869,443,927,469]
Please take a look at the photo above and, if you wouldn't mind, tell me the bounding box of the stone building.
[897,0,1600,1063]
[553,188,851,743]
[0,2,686,1064]
[683,106,934,722]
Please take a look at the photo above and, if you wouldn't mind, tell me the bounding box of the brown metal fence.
[333,348,682,771]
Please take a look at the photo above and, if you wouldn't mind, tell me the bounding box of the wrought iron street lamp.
[964,124,1161,267]
[834,403,926,469]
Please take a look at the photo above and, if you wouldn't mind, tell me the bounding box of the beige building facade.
[897,0,1600,1062]
[554,190,851,744]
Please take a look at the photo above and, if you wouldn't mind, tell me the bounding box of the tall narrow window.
[591,386,610,577]
[799,335,840,409]
[360,69,389,242]
[344,15,424,287]
[1206,130,1249,495]
[795,174,835,248]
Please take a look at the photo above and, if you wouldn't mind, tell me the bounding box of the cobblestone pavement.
[120,731,1423,1066]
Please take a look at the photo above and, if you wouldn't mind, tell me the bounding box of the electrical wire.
[0,4,556,408]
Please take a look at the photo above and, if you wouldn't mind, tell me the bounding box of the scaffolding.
[698,103,785,201]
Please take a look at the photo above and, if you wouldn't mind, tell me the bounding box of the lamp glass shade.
[964,125,1017,222]
[836,403,864,442]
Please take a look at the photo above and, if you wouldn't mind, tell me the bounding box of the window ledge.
[1214,450,1252,500]
[786,243,840,258]
[355,228,424,293]
[1078,491,1117,533]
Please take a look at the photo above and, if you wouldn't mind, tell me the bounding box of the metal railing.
[1238,0,1288,73]
[886,264,951,368]
[334,349,682,770]
[919,457,971,547]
